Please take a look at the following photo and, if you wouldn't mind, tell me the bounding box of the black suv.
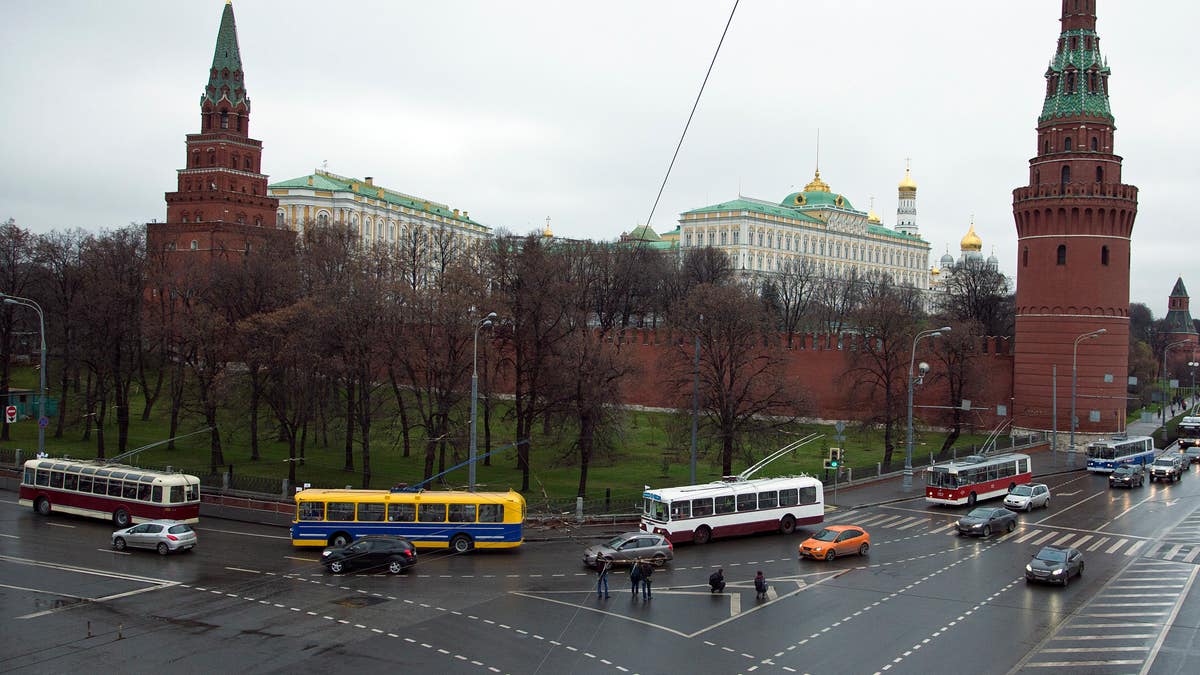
[1149,456,1183,483]
[322,535,417,574]
[1108,464,1145,488]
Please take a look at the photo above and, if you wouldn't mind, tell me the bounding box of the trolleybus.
[1085,435,1156,473]
[925,453,1032,506]
[290,488,526,553]
[1178,417,1200,450]
[639,436,825,545]
[18,458,201,526]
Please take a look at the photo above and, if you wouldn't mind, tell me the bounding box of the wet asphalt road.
[2,457,1199,674]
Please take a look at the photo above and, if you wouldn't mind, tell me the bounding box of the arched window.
[220,111,229,129]
[1044,140,1051,154]
[1061,165,1071,187]
[1057,244,1067,265]
[191,150,199,167]
[1096,166,1104,182]
[244,157,252,170]
[208,150,216,165]
[181,215,189,223]
[1064,137,1073,151]
[1022,247,1029,267]
[1091,137,1099,151]
[195,211,203,222]
[1101,245,1110,266]
[317,212,330,227]
[237,115,244,132]
[190,240,199,251]
[231,154,239,169]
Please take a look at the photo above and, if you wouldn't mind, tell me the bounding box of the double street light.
[1162,339,1193,433]
[0,293,47,458]
[469,312,497,492]
[1070,328,1106,452]
[904,325,951,492]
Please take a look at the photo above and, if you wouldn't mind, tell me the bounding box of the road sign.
[5,406,16,423]
[835,421,845,434]
[39,416,49,429]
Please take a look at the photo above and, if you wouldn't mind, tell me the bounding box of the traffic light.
[828,448,843,468]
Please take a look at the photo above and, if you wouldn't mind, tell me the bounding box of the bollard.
[118,624,123,640]
[576,497,584,523]
[282,479,290,497]
[877,461,881,477]
[222,472,230,490]
[605,488,611,513]
[87,621,92,638]
[15,448,22,469]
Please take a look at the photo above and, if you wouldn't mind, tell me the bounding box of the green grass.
[1,366,993,506]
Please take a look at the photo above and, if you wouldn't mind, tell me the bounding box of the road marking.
[1107,538,1129,554]
[1042,647,1148,653]
[0,533,19,539]
[1139,565,1200,675]
[1032,532,1059,545]
[284,556,315,563]
[1035,491,1104,524]
[226,567,262,574]
[200,527,289,540]
[1015,529,1044,543]
[1086,536,1110,551]
[0,582,84,598]
[46,523,74,528]
[1071,535,1093,549]
[897,519,927,531]
[1051,634,1157,640]
[96,548,131,556]
[1184,548,1200,563]
[1123,541,1146,556]
[1023,660,1144,667]
[1098,492,1158,530]
[1053,533,1077,546]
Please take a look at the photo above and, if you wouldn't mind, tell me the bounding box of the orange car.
[799,525,871,561]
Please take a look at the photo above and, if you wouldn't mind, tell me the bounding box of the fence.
[819,432,1049,487]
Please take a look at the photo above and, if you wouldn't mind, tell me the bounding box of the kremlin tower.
[1011,0,1138,436]
[896,163,918,236]
[148,1,288,262]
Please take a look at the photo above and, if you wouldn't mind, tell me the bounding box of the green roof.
[868,224,925,243]
[683,198,825,224]
[627,224,661,242]
[780,190,856,212]
[1039,28,1113,123]
[202,2,249,110]
[269,171,490,230]
[1171,277,1189,298]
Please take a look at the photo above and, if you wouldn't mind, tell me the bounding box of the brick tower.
[1012,0,1138,436]
[147,1,287,261]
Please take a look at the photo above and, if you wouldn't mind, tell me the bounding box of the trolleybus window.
[779,488,799,507]
[759,490,778,509]
[35,470,48,486]
[152,485,163,502]
[692,498,714,517]
[478,504,504,523]
[326,502,354,521]
[186,484,199,501]
[737,493,757,512]
[92,478,106,494]
[418,503,446,522]
[669,501,689,520]
[449,504,476,523]
[63,473,78,491]
[299,502,324,521]
[714,495,736,514]
[79,476,92,493]
[387,503,415,522]
[358,502,385,522]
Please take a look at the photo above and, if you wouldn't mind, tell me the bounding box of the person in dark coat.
[596,558,612,599]
[630,559,643,598]
[640,560,654,599]
[754,570,768,600]
[709,568,726,593]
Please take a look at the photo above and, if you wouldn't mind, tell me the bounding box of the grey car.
[582,532,673,568]
[1025,545,1083,586]
[956,507,1018,537]
[112,520,197,555]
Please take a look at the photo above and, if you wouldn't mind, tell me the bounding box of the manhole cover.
[334,595,388,608]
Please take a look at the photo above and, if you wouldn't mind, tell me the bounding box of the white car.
[1004,483,1050,512]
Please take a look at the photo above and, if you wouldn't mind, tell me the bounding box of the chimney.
[306,176,313,186]
[453,209,460,217]
[365,176,374,186]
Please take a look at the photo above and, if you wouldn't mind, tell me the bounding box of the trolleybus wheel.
[967,492,977,507]
[779,514,796,535]
[693,526,711,545]
[34,497,50,516]
[329,532,352,549]
[450,534,473,554]
[113,508,130,528]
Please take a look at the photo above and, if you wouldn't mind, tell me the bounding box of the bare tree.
[32,229,87,439]
[763,257,820,344]
[937,260,1013,337]
[0,219,36,442]
[929,319,987,453]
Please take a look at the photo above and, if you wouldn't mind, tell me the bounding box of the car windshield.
[967,508,992,518]
[167,524,193,534]
[1153,459,1173,467]
[1010,485,1032,496]
[1114,466,1135,475]
[811,529,839,542]
[604,536,631,549]
[1036,548,1067,563]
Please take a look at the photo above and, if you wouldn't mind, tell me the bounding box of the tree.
[666,282,801,476]
[813,270,865,334]
[937,260,1013,337]
[764,257,820,344]
[929,319,988,453]
[0,218,36,442]
[846,273,926,468]
[32,229,87,440]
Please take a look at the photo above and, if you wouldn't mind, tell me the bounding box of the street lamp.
[1189,360,1199,408]
[1162,339,1192,432]
[1,294,47,457]
[904,325,951,491]
[469,312,497,492]
[1070,328,1106,454]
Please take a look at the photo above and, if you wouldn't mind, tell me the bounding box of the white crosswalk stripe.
[1016,529,1044,543]
[1086,536,1110,552]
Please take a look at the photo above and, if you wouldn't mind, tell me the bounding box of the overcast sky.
[2,1,1195,314]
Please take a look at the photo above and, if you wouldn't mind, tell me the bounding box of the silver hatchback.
[112,520,197,555]
[582,532,673,568]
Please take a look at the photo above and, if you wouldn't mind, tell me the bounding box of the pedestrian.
[630,559,643,598]
[754,570,768,600]
[640,560,654,599]
[709,568,726,593]
[595,558,612,599]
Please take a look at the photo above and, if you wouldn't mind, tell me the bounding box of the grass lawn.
[2,366,994,509]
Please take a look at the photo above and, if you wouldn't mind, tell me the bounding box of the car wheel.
[329,560,345,574]
[693,526,711,545]
[329,532,351,549]
[982,526,991,537]
[450,534,473,554]
[114,537,127,551]
[1007,521,1016,533]
[1045,497,1051,508]
[34,497,50,516]
[388,561,404,575]
[1078,562,1084,577]
[157,542,170,556]
[824,550,836,562]
[113,509,130,528]
[858,543,869,556]
[1026,502,1033,513]
[967,492,977,507]
[779,514,796,535]
[1062,571,1070,587]
[651,554,667,567]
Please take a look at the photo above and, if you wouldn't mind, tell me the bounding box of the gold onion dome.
[931,266,941,276]
[867,209,881,224]
[803,169,832,193]
[899,168,917,192]
[960,221,983,252]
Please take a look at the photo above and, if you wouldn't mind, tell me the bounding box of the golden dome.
[542,216,553,239]
[803,169,831,193]
[899,167,917,192]
[960,221,983,252]
[867,209,881,224]
[931,266,941,276]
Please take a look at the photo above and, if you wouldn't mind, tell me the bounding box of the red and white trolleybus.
[19,458,201,527]
[925,453,1032,507]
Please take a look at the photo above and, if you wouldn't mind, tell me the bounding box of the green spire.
[202,2,249,110]
[1039,27,1112,123]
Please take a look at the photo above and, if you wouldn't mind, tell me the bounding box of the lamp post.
[1,294,46,457]
[1189,360,1199,409]
[904,326,951,492]
[469,312,497,492]
[1070,328,1106,455]
[1162,339,1192,434]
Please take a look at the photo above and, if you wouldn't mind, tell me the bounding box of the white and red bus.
[640,475,824,545]
[1179,417,1200,449]
[925,453,1032,506]
[19,458,201,527]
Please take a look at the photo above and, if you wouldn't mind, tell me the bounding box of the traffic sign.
[5,405,16,423]
[39,416,49,429]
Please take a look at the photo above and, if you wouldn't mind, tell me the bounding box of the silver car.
[1004,483,1051,511]
[582,532,673,568]
[112,520,197,555]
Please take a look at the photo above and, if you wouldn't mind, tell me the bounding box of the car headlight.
[1051,569,1063,575]
[972,523,983,528]
[1025,564,1033,572]
[322,550,331,557]
[813,547,822,552]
